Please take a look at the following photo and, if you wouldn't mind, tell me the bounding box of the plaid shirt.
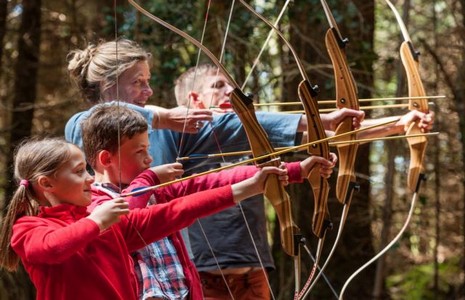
[93,182,188,300]
[133,238,188,300]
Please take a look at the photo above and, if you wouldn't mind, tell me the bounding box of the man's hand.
[397,110,434,133]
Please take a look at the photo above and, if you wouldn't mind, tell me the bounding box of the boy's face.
[110,131,152,185]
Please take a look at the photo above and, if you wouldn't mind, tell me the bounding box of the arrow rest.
[414,173,427,194]
[342,181,360,205]
[294,233,305,256]
[407,41,420,61]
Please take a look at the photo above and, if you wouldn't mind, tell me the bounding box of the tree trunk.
[1,0,42,298]
[456,0,465,295]
[373,140,397,299]
[0,0,7,73]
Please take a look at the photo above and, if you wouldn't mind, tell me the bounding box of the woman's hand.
[148,106,214,133]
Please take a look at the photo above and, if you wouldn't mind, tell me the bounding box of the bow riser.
[230,88,300,257]
[325,28,359,204]
[399,41,428,192]
[298,81,331,238]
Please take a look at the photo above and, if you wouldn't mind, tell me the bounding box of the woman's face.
[104,61,153,107]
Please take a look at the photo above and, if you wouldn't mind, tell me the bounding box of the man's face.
[195,71,234,110]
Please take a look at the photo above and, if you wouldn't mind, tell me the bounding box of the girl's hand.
[150,162,184,183]
[87,198,129,231]
[300,152,337,179]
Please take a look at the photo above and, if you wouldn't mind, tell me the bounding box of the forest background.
[0,0,464,299]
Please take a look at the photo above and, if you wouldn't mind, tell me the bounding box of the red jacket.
[11,163,302,300]
[90,165,264,300]
[11,185,234,300]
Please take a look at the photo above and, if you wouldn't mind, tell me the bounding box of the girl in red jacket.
[0,134,335,300]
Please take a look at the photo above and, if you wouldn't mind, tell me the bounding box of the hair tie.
[19,179,29,188]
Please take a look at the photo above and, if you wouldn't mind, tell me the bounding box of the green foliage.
[387,257,461,299]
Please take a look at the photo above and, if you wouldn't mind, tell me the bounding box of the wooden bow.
[237,1,333,298]
[339,1,430,298]
[127,0,300,257]
[321,0,361,205]
[229,91,300,257]
[385,0,429,192]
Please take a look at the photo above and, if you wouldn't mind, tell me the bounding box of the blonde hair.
[174,64,218,106]
[0,138,75,271]
[67,39,152,104]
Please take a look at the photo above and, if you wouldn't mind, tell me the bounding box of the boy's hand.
[322,108,365,131]
[254,165,290,190]
[300,152,337,179]
[87,198,129,231]
[231,166,288,203]
[150,162,184,183]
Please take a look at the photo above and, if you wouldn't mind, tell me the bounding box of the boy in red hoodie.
[81,104,336,299]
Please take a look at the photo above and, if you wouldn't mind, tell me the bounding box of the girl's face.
[105,61,153,107]
[47,145,94,206]
[109,131,153,185]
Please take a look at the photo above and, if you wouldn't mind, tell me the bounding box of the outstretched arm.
[145,105,213,133]
[357,110,434,139]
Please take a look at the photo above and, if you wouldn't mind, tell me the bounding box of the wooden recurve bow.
[127,0,300,258]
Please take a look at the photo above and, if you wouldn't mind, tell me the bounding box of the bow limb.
[127,0,299,258]
[385,0,428,193]
[294,2,362,298]
[339,2,429,298]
